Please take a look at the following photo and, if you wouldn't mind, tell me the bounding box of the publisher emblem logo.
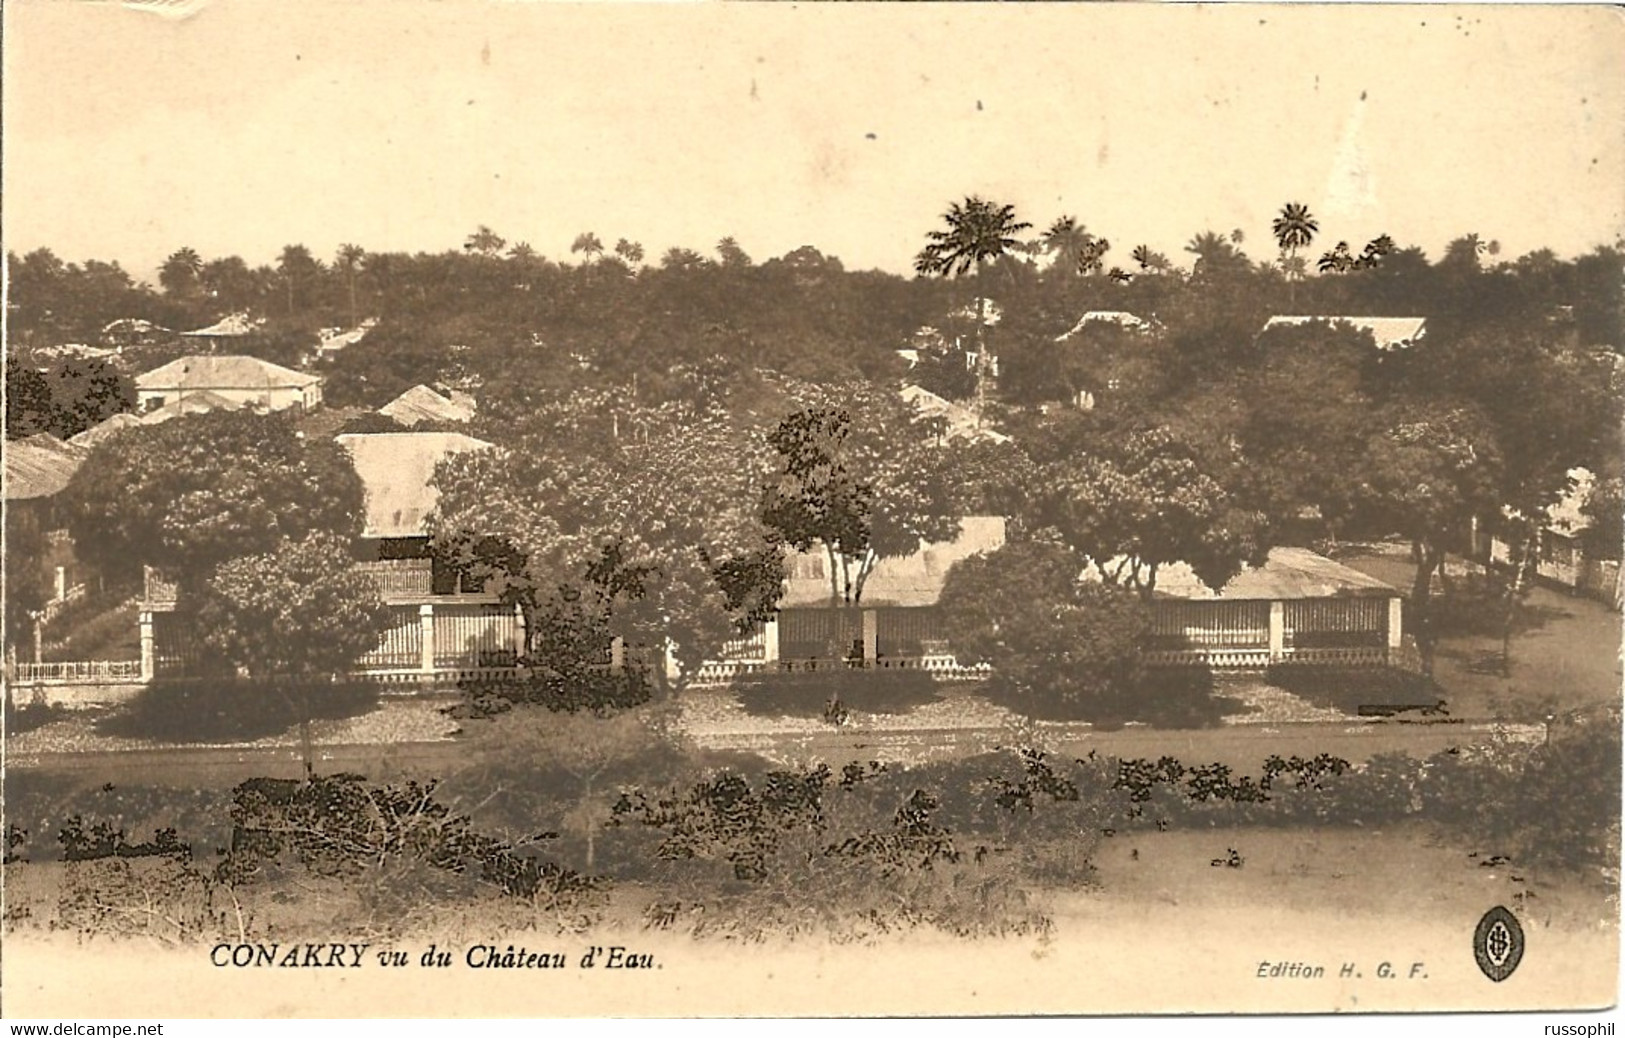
[1473,906,1524,982]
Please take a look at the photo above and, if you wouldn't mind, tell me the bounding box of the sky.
[4,1,1623,282]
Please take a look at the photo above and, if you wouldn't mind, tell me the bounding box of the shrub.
[56,857,241,944]
[452,668,650,717]
[221,774,602,913]
[96,678,380,742]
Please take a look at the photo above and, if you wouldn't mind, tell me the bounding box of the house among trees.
[5,434,92,654]
[177,311,263,352]
[1055,310,1157,340]
[1477,467,1623,606]
[703,517,1007,680]
[1116,547,1407,668]
[135,355,324,415]
[899,384,1011,445]
[141,430,521,683]
[378,384,477,427]
[333,431,521,680]
[67,412,144,447]
[1261,315,1428,351]
[315,318,378,361]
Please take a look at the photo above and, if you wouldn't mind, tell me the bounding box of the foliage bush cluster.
[57,816,189,862]
[451,668,652,718]
[607,749,1111,939]
[2,776,237,863]
[221,774,601,915]
[98,678,381,743]
[1109,722,1620,873]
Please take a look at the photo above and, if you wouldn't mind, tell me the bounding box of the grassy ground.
[5,822,1616,1016]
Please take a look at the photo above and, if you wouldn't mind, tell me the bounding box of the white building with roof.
[135,355,323,414]
[1261,315,1428,351]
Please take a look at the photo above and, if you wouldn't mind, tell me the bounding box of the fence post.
[1268,600,1285,663]
[139,611,156,683]
[762,618,780,664]
[861,609,878,662]
[419,603,436,675]
[610,637,625,674]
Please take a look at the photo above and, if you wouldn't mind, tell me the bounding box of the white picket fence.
[11,659,144,684]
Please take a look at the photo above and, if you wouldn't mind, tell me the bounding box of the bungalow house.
[177,312,262,352]
[899,384,1012,445]
[378,384,478,427]
[1478,468,1622,607]
[141,430,522,683]
[331,431,521,679]
[68,412,145,447]
[315,318,378,361]
[1261,315,1428,351]
[1105,547,1407,668]
[135,355,324,415]
[696,517,1007,683]
[1055,310,1158,341]
[4,435,92,659]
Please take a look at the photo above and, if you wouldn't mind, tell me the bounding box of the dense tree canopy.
[59,411,366,590]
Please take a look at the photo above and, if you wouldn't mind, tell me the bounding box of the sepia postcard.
[2,0,1622,1024]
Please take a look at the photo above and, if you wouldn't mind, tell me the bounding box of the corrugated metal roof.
[779,516,1007,609]
[1056,311,1154,340]
[899,384,1012,445]
[179,313,260,337]
[139,390,243,425]
[68,412,144,446]
[1262,316,1427,351]
[5,434,88,500]
[136,354,321,390]
[336,432,494,539]
[378,385,477,426]
[1087,547,1399,601]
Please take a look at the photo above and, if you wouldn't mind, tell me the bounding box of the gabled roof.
[316,318,378,355]
[135,354,321,391]
[779,516,1007,609]
[1056,310,1156,341]
[335,431,494,539]
[179,313,261,337]
[1262,315,1428,351]
[68,412,144,447]
[378,384,477,426]
[1087,547,1399,602]
[139,390,243,425]
[5,434,89,501]
[900,384,1011,445]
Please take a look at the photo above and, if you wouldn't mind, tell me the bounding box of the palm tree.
[571,232,605,266]
[915,195,1031,418]
[1357,234,1396,269]
[614,238,644,266]
[1184,230,1247,281]
[334,243,366,326]
[660,246,707,271]
[1132,244,1172,274]
[1108,267,1133,283]
[277,244,321,316]
[159,247,204,298]
[506,241,537,262]
[463,225,507,256]
[1271,202,1318,304]
[1041,216,1090,275]
[1317,241,1356,274]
